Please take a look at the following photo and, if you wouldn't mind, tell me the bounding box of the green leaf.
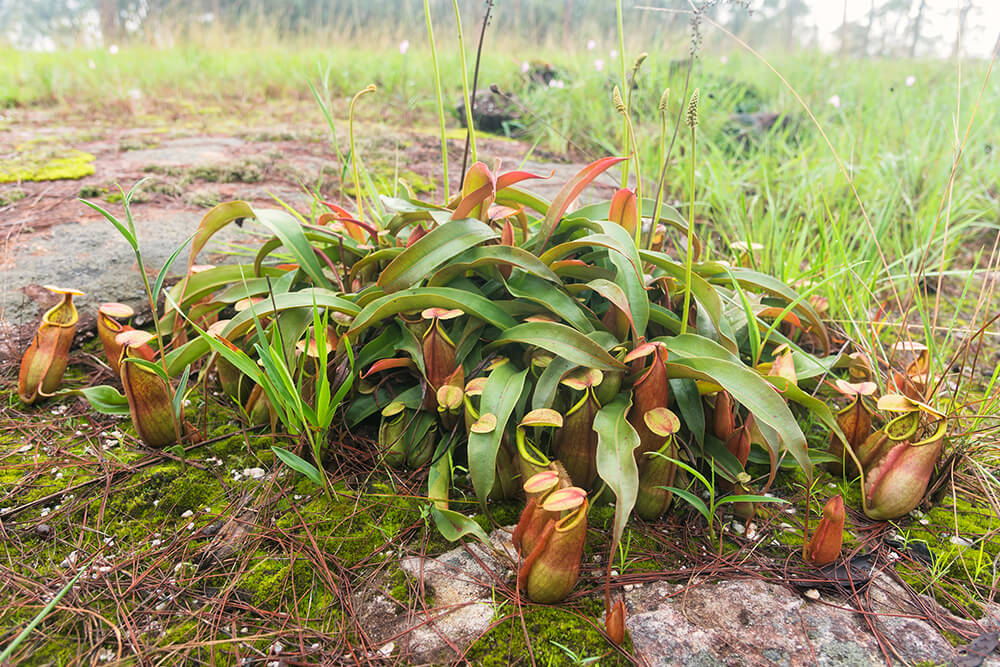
[187,201,255,271]
[581,220,648,337]
[152,234,193,313]
[272,446,325,487]
[429,506,490,543]
[531,356,576,410]
[58,385,130,415]
[427,245,560,286]
[670,378,705,447]
[714,267,830,354]
[716,495,789,505]
[164,338,211,377]
[253,207,333,290]
[487,322,625,371]
[663,486,711,523]
[347,287,517,340]
[504,273,596,333]
[640,250,736,353]
[222,289,358,340]
[468,363,528,504]
[79,198,137,251]
[173,365,191,421]
[123,357,170,383]
[663,334,812,484]
[594,394,641,550]
[377,218,498,293]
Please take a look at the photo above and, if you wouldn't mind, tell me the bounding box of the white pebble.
[804,588,821,600]
[180,510,193,518]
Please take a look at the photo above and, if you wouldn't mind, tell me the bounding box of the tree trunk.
[909,0,927,58]
[99,0,118,44]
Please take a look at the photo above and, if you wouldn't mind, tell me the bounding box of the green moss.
[0,187,26,205]
[464,599,632,666]
[189,160,264,184]
[105,463,220,518]
[0,147,95,183]
[275,482,422,567]
[185,188,223,208]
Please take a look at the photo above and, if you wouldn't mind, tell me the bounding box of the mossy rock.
[0,147,95,183]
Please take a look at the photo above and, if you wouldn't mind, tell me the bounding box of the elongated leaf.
[58,385,130,415]
[427,432,456,510]
[539,233,635,267]
[580,220,648,337]
[427,245,560,286]
[222,289,359,340]
[254,207,332,290]
[164,337,210,377]
[487,322,625,371]
[377,219,498,293]
[568,197,701,259]
[715,267,830,354]
[663,487,710,522]
[188,201,255,271]
[595,394,641,549]
[504,273,596,333]
[532,356,576,410]
[80,198,137,251]
[348,287,517,340]
[430,506,489,543]
[533,156,627,253]
[586,278,634,330]
[152,234,193,312]
[641,250,736,353]
[663,335,812,484]
[717,495,789,506]
[272,446,324,487]
[670,378,704,446]
[496,169,548,192]
[494,185,551,217]
[468,363,527,504]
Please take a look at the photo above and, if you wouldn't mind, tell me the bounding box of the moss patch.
[0,187,26,206]
[464,599,632,666]
[274,482,423,567]
[0,146,95,183]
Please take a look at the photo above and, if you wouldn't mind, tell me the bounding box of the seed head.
[685,88,700,129]
[613,86,626,114]
[631,52,648,73]
[658,88,670,113]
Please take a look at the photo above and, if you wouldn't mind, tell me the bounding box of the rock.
[623,572,984,666]
[358,527,515,664]
[456,89,523,135]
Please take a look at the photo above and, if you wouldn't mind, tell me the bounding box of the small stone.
[244,467,266,480]
[804,588,821,600]
[180,510,193,518]
[950,535,973,548]
[35,523,52,538]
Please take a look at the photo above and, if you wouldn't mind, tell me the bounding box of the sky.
[808,0,999,57]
